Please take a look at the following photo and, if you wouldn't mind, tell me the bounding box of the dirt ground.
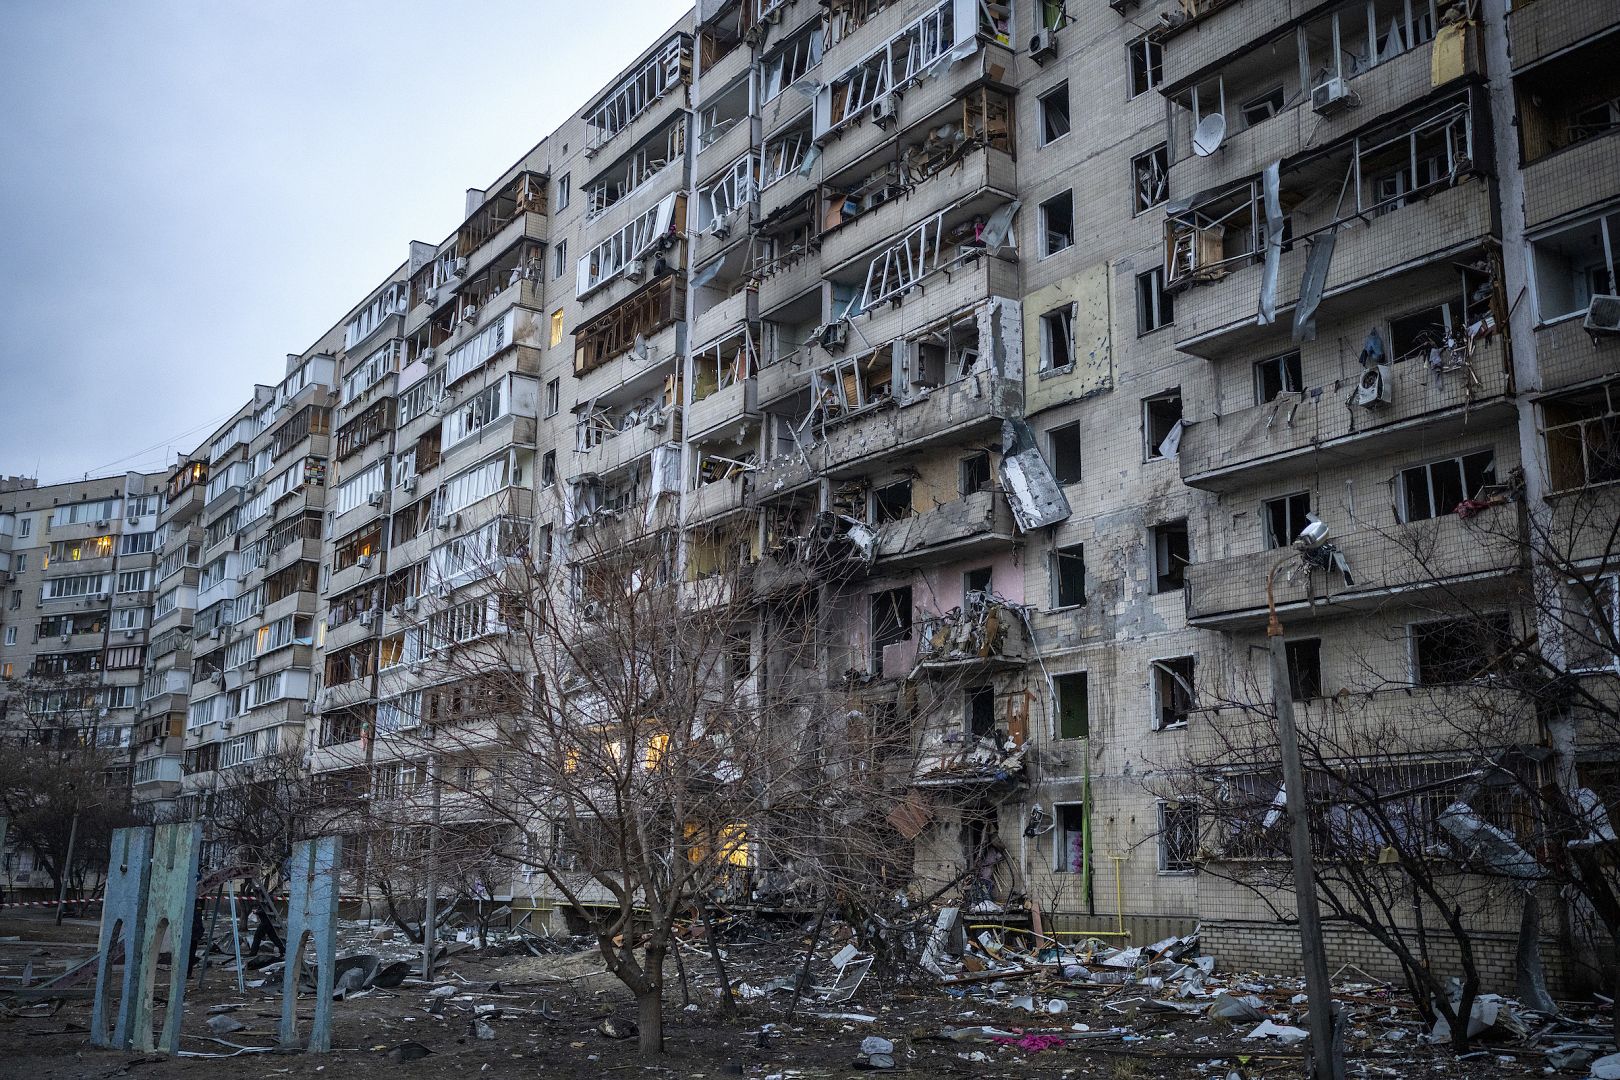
[0,912,1596,1079]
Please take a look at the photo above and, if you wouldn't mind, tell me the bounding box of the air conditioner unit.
[870,97,897,128]
[359,610,374,627]
[389,603,403,618]
[453,257,469,276]
[356,554,373,570]
[708,220,731,239]
[581,600,603,621]
[1583,294,1620,337]
[246,658,258,671]
[210,626,222,640]
[1355,364,1394,408]
[128,517,140,527]
[436,514,461,531]
[1029,29,1058,65]
[1311,76,1354,116]
[124,629,137,640]
[404,595,419,612]
[625,259,646,282]
[98,592,111,601]
[402,477,419,495]
[420,346,436,363]
[97,519,109,528]
[302,702,316,716]
[367,492,385,508]
[98,707,110,718]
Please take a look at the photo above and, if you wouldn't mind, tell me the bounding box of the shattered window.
[1128,34,1163,99]
[1055,804,1085,872]
[1048,422,1082,485]
[1286,638,1323,701]
[1051,543,1086,608]
[1040,190,1073,256]
[1254,351,1302,403]
[1151,656,1195,730]
[1158,801,1198,873]
[1262,491,1311,549]
[965,685,995,739]
[871,479,912,524]
[1039,306,1075,372]
[1411,612,1512,685]
[1544,378,1620,493]
[964,566,992,603]
[1150,520,1189,593]
[870,586,912,675]
[1143,389,1182,461]
[959,452,992,496]
[1132,144,1169,214]
[1397,449,1495,521]
[1240,85,1285,128]
[540,450,556,485]
[1055,672,1089,740]
[1038,82,1070,145]
[1560,575,1620,674]
[1136,267,1174,334]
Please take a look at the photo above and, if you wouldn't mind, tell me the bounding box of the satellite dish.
[1192,112,1227,156]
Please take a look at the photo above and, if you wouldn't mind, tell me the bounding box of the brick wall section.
[1203,919,1577,997]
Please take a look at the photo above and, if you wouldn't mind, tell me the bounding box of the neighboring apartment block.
[3,0,1618,991]
[0,471,164,890]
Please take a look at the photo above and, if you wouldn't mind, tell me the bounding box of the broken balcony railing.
[585,34,691,153]
[815,0,965,137]
[915,593,1028,668]
[698,152,760,235]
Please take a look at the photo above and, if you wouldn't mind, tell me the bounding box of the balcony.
[756,247,819,319]
[688,376,759,440]
[1523,130,1620,230]
[687,475,751,523]
[1509,0,1619,73]
[816,42,1014,178]
[819,145,1016,271]
[874,490,1016,570]
[1184,509,1524,629]
[1168,41,1447,205]
[581,424,671,480]
[914,599,1028,669]
[1534,318,1619,394]
[1173,180,1494,360]
[752,370,1018,497]
[692,283,756,347]
[1180,338,1514,490]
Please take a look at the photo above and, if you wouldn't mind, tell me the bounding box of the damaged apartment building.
[4,0,1619,995]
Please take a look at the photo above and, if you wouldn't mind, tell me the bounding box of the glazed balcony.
[1173,180,1493,361]
[1184,509,1524,629]
[1180,338,1513,491]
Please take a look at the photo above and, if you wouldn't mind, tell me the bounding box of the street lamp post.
[1267,554,1343,1080]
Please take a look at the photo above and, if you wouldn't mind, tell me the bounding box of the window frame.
[1054,670,1089,740]
[1142,388,1183,461]
[1262,491,1312,550]
[1253,350,1303,403]
[1128,34,1164,100]
[1397,448,1496,523]
[1039,304,1076,373]
[1048,421,1082,485]
[1051,542,1086,608]
[1132,144,1170,215]
[1039,190,1074,258]
[1038,82,1071,146]
[1157,800,1199,874]
[1150,655,1196,730]
[1136,267,1174,334]
[1149,519,1189,593]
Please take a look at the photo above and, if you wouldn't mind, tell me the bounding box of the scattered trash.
[597,1016,637,1040]
[1245,1020,1309,1044]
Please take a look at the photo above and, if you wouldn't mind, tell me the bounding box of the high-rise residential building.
[2,0,1617,988]
[0,471,164,888]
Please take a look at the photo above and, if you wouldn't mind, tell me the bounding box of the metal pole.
[1267,560,1342,1080]
[55,810,80,926]
[420,751,442,980]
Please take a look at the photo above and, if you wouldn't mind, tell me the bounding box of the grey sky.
[0,0,689,484]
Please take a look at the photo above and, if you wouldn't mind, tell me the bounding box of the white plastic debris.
[1244,1020,1309,1044]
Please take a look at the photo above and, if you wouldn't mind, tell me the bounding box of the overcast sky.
[0,0,688,484]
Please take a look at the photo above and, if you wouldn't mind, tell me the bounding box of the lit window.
[550,309,565,348]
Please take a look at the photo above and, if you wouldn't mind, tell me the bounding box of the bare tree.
[354,502,965,1053]
[0,672,137,904]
